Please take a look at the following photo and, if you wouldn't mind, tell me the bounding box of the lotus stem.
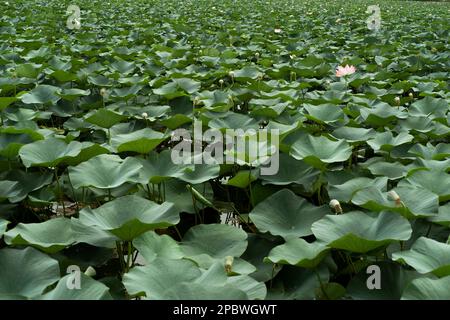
[54,169,66,216]
[126,241,132,272]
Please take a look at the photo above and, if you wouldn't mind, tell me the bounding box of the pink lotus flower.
[335,65,356,77]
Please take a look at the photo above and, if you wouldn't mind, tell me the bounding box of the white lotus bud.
[193,97,200,106]
[329,199,343,214]
[84,266,96,277]
[219,79,224,85]
[225,256,234,274]
[387,190,402,206]
[100,88,107,96]
[141,112,148,119]
[387,190,400,201]
[255,52,260,58]
[408,92,414,98]
[290,54,296,59]
[394,96,401,104]
[228,71,235,78]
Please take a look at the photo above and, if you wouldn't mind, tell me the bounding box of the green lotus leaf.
[123,258,202,299]
[249,189,328,239]
[0,97,17,111]
[303,103,344,124]
[428,203,450,227]
[241,234,283,282]
[85,109,128,129]
[265,238,329,268]
[16,63,41,78]
[208,112,259,131]
[289,133,352,169]
[59,88,91,101]
[408,143,450,160]
[87,74,112,87]
[181,224,248,268]
[260,153,320,188]
[0,181,21,201]
[78,195,179,240]
[226,274,267,300]
[233,66,263,80]
[359,102,407,126]
[153,78,201,99]
[50,70,77,82]
[0,247,60,299]
[351,186,439,217]
[198,90,229,108]
[328,177,388,202]
[1,170,53,203]
[111,128,167,154]
[393,237,450,277]
[20,85,61,105]
[41,273,112,300]
[367,131,414,152]
[402,276,450,300]
[110,60,136,75]
[0,132,35,158]
[398,169,450,202]
[133,231,184,263]
[70,218,118,248]
[366,161,408,180]
[138,150,192,184]
[267,265,329,300]
[178,163,220,184]
[347,261,424,300]
[409,96,448,119]
[0,219,9,238]
[312,211,412,253]
[227,170,258,188]
[111,85,143,99]
[19,138,82,167]
[4,218,74,253]
[331,126,376,143]
[61,142,110,167]
[160,114,192,129]
[69,154,142,189]
[4,108,52,122]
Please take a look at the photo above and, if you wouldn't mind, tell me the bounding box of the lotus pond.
[0,0,449,300]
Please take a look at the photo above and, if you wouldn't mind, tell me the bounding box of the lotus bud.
[228,71,235,79]
[408,92,414,98]
[394,96,401,105]
[199,49,203,55]
[141,112,148,119]
[329,199,343,214]
[336,18,341,23]
[84,266,96,277]
[255,52,260,59]
[100,88,107,96]
[219,79,224,85]
[193,97,200,106]
[387,190,402,206]
[290,54,296,59]
[225,256,234,274]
